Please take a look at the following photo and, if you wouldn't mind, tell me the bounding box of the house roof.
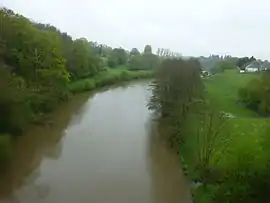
[245,61,260,69]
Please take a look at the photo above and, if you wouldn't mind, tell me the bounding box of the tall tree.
[143,45,152,55]
[130,48,140,56]
[110,48,127,65]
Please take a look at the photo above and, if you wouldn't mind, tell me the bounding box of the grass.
[204,70,269,160]
[69,68,153,93]
[182,70,270,203]
[204,70,260,115]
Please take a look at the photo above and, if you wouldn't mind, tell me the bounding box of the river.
[0,81,191,203]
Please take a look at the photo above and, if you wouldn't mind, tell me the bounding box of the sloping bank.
[69,68,153,93]
[0,68,153,163]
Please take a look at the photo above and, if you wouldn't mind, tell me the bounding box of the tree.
[107,56,118,68]
[156,48,161,56]
[130,48,140,56]
[237,56,256,70]
[110,48,127,66]
[129,53,159,70]
[129,55,142,70]
[143,45,152,55]
[0,6,152,138]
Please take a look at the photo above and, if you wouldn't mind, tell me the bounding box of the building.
[242,61,260,73]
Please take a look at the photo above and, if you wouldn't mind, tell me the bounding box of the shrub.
[107,56,118,68]
[238,76,270,114]
[0,134,11,163]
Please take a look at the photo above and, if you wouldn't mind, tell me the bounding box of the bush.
[107,56,118,68]
[69,69,153,93]
[68,79,96,93]
[0,134,11,163]
[238,77,270,114]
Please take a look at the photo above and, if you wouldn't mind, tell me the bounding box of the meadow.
[182,70,270,203]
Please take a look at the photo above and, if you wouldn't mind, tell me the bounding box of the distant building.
[245,64,259,72]
[201,70,210,78]
[240,61,260,73]
[239,60,270,73]
[260,60,270,71]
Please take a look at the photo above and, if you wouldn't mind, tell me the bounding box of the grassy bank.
[69,68,153,94]
[182,70,270,203]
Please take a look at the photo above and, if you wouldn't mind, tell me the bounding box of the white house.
[246,65,259,72]
[241,61,260,73]
[239,60,270,73]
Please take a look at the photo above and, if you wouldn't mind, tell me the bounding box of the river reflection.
[0,81,191,203]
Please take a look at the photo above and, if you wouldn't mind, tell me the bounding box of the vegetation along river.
[0,81,191,203]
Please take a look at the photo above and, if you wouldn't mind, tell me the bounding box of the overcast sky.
[1,0,270,60]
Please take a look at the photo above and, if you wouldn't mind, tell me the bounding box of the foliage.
[239,71,270,115]
[0,7,155,138]
[190,70,270,203]
[69,69,152,93]
[214,58,238,72]
[107,56,118,68]
[148,58,203,148]
[130,48,140,56]
[150,63,270,203]
[109,48,127,66]
[0,134,11,162]
[210,64,224,74]
[237,56,256,69]
[182,109,231,184]
[0,67,31,134]
[0,7,71,134]
[129,52,160,70]
[156,48,182,58]
[143,45,152,54]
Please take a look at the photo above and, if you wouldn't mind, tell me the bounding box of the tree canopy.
[0,7,160,136]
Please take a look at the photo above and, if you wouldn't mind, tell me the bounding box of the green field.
[204,70,260,115]
[185,70,270,203]
[204,70,269,146]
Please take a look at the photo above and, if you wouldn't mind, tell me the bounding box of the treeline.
[0,7,160,137]
[198,55,238,72]
[148,58,203,147]
[198,55,270,74]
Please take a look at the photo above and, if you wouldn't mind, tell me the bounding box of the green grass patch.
[69,68,153,93]
[205,70,260,115]
[182,70,270,203]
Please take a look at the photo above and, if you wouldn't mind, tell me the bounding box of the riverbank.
[0,68,153,162]
[181,70,270,203]
[69,68,153,94]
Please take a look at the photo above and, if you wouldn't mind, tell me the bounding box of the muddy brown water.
[0,81,191,203]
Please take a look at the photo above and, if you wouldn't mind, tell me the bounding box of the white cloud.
[1,0,270,59]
